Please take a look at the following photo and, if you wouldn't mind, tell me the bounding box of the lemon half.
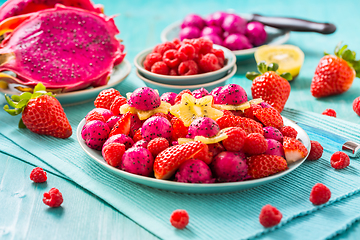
[254,45,305,77]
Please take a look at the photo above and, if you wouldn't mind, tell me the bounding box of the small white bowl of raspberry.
[134,38,236,85]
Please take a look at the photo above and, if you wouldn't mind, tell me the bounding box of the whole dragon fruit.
[81,120,110,150]
[141,116,172,141]
[186,117,220,138]
[128,87,161,111]
[175,159,215,183]
[0,0,103,23]
[214,84,248,105]
[0,5,125,92]
[120,147,154,176]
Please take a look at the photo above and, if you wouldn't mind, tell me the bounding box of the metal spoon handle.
[251,14,336,34]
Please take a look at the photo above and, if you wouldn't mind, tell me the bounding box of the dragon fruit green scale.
[0,5,125,92]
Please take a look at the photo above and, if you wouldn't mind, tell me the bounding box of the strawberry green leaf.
[258,61,268,74]
[246,72,261,80]
[15,99,29,109]
[280,73,293,81]
[20,92,32,100]
[33,83,46,93]
[18,118,26,129]
[267,63,279,72]
[11,95,21,102]
[334,42,342,56]
[3,105,22,116]
[5,94,16,108]
[342,49,355,62]
[338,44,348,57]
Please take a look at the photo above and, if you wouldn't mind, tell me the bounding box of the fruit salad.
[80,85,308,184]
[180,12,267,51]
[144,38,225,76]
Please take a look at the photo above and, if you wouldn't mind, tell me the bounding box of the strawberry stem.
[333,42,360,78]
[246,61,293,81]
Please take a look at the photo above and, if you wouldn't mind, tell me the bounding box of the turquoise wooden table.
[1,0,360,239]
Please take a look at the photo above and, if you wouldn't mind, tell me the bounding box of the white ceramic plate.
[77,117,310,194]
[0,59,131,106]
[161,19,290,61]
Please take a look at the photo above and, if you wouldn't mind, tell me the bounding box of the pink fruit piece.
[216,84,248,105]
[245,21,267,46]
[202,34,223,46]
[175,159,215,183]
[186,117,220,138]
[210,151,250,182]
[263,126,284,143]
[81,120,110,150]
[205,12,228,27]
[222,14,247,34]
[208,142,225,159]
[106,115,121,130]
[181,14,205,29]
[265,139,285,158]
[260,101,273,109]
[86,108,114,122]
[120,147,154,176]
[102,133,134,152]
[141,116,172,141]
[128,87,161,111]
[224,33,252,50]
[160,92,177,105]
[0,5,125,92]
[133,140,149,148]
[210,86,223,104]
[192,88,209,99]
[180,26,201,41]
[201,26,223,37]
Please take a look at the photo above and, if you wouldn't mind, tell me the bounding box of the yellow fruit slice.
[254,45,305,77]
[178,129,228,145]
[170,93,223,127]
[177,138,194,144]
[120,101,171,120]
[213,98,263,111]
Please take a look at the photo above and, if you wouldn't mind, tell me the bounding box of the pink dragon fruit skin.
[0,5,125,92]
[120,147,154,177]
[133,140,148,148]
[210,151,250,182]
[102,134,134,151]
[208,143,225,159]
[86,108,114,122]
[265,139,285,158]
[263,126,283,143]
[210,86,223,104]
[216,84,248,105]
[0,0,103,22]
[141,116,172,141]
[106,115,121,129]
[160,92,177,105]
[192,88,209,99]
[186,117,220,138]
[81,120,110,150]
[128,87,161,111]
[175,159,215,183]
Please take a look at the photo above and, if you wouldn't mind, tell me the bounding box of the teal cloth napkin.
[1,76,360,239]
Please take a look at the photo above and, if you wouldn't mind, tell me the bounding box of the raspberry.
[322,108,336,117]
[163,49,181,68]
[171,117,188,140]
[178,60,199,76]
[279,126,298,139]
[172,38,181,46]
[243,133,268,155]
[178,44,195,60]
[216,113,237,129]
[110,96,127,115]
[259,204,282,228]
[212,48,225,61]
[183,39,200,53]
[174,90,192,104]
[170,209,189,229]
[94,88,121,109]
[85,111,105,123]
[148,137,170,157]
[353,96,360,116]
[30,167,47,183]
[143,52,162,71]
[102,143,126,167]
[43,188,63,208]
[309,183,331,205]
[199,53,221,73]
[153,42,176,56]
[151,61,169,75]
[330,151,350,169]
[175,51,188,62]
[222,127,246,151]
[307,140,323,161]
[132,129,143,142]
[194,37,213,54]
[169,68,178,76]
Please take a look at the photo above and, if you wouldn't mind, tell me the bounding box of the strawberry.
[3,83,72,138]
[282,136,308,164]
[132,128,143,142]
[234,116,264,135]
[243,104,262,120]
[110,96,127,115]
[207,142,225,159]
[109,112,132,137]
[147,137,170,157]
[171,117,188,141]
[174,89,192,104]
[94,88,121,109]
[311,43,360,98]
[247,154,288,179]
[254,107,284,129]
[279,126,298,138]
[102,143,126,168]
[216,111,238,129]
[222,127,246,152]
[153,141,208,179]
[246,62,292,113]
[243,133,268,156]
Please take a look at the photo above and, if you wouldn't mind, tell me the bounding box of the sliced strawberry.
[234,116,264,135]
[110,96,127,115]
[174,89,192,104]
[85,111,105,123]
[109,112,132,137]
[222,127,246,152]
[191,143,211,164]
[207,142,225,159]
[216,111,237,129]
[282,137,308,164]
[171,117,188,141]
[154,141,207,179]
[130,114,143,137]
[247,154,288,179]
[132,128,143,142]
[254,107,284,129]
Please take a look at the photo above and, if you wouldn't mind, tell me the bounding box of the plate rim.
[77,116,310,192]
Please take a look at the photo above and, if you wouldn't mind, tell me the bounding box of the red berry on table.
[151,61,170,75]
[178,60,199,76]
[254,107,284,129]
[322,108,336,117]
[148,137,170,157]
[30,167,47,183]
[85,111,106,123]
[110,96,127,116]
[353,97,360,116]
[243,133,268,155]
[143,52,162,70]
[330,151,350,169]
[170,209,189,229]
[279,126,298,138]
[259,204,282,228]
[247,154,288,179]
[282,136,308,164]
[43,188,63,208]
[102,143,126,168]
[94,88,121,110]
[222,127,246,152]
[307,141,323,161]
[310,43,359,98]
[309,183,331,205]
